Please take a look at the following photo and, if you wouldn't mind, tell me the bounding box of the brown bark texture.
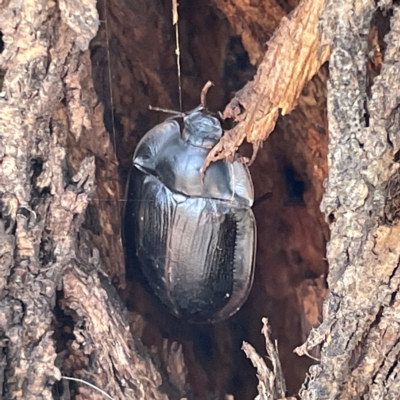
[0,0,330,397]
[2,0,399,398]
[0,0,175,399]
[297,1,400,399]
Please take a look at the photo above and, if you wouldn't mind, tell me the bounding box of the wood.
[297,1,400,398]
[2,0,399,398]
[242,319,288,400]
[0,0,175,398]
[204,0,330,170]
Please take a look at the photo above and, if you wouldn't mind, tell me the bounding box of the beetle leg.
[247,140,263,166]
[253,191,273,208]
[235,155,250,164]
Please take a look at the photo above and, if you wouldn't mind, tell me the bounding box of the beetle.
[123,103,256,323]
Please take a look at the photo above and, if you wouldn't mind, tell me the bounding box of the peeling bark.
[204,0,330,170]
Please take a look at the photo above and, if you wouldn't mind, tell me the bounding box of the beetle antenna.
[148,105,185,117]
[200,81,214,108]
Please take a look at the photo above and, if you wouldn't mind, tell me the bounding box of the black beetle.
[124,104,256,323]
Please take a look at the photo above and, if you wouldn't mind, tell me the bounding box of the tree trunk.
[298,1,400,398]
[0,0,169,399]
[1,0,399,399]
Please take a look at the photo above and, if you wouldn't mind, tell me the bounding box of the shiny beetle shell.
[124,109,256,323]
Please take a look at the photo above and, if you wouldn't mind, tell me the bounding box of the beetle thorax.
[182,111,222,149]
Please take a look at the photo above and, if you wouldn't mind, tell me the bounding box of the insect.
[123,94,256,323]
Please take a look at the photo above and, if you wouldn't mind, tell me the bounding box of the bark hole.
[283,164,306,206]
[53,291,75,398]
[89,0,329,398]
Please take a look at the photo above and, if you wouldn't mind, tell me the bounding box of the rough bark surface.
[0,0,335,398]
[298,1,400,399]
[0,0,394,397]
[0,0,180,399]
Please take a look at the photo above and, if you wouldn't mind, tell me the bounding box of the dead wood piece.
[203,0,330,171]
[160,339,188,396]
[294,320,333,360]
[242,318,289,400]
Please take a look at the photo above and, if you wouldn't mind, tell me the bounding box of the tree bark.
[0,0,171,399]
[298,1,400,398]
[2,0,399,399]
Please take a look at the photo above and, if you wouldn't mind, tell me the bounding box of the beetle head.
[182,110,222,149]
